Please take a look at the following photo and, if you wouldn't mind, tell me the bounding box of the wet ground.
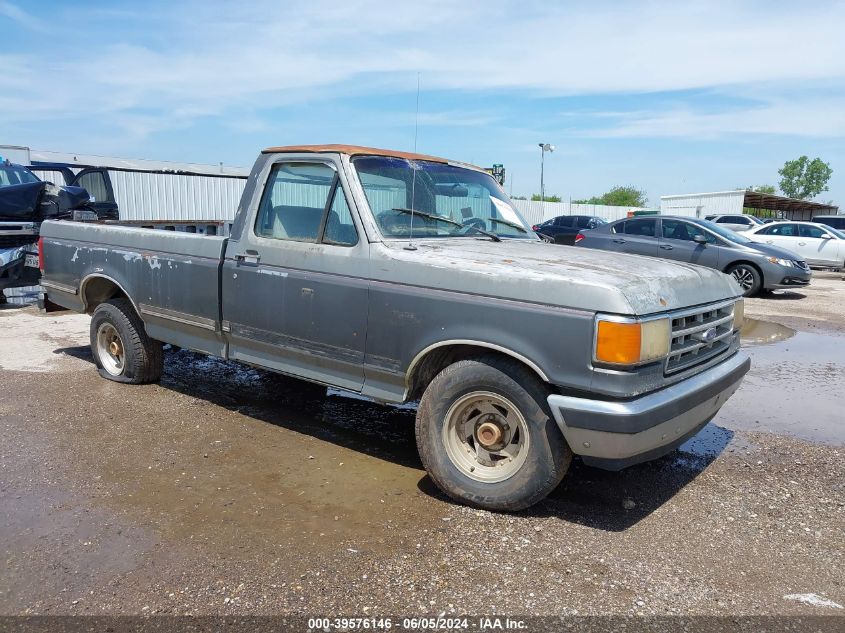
[1,278,844,616]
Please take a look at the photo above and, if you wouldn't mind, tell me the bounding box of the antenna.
[405,73,421,251]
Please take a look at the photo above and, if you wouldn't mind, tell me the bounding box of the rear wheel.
[90,298,163,384]
[415,356,571,511]
[727,263,762,297]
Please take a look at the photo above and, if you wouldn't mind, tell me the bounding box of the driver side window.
[254,162,358,246]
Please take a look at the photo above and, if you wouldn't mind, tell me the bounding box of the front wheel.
[415,356,571,511]
[727,263,762,297]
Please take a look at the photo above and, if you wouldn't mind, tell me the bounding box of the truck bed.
[40,220,227,356]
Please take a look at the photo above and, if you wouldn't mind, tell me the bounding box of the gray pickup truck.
[40,144,750,511]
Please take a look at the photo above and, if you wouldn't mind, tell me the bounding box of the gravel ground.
[0,278,843,618]
[744,270,845,335]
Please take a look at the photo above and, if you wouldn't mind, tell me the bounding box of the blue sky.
[2,0,843,206]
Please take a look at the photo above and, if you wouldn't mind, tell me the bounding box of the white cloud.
[2,0,845,141]
[0,1,46,31]
[578,98,845,139]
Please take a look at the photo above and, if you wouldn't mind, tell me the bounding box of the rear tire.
[90,298,163,384]
[727,263,762,297]
[415,356,571,512]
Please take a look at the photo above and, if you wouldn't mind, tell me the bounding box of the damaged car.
[0,156,96,301]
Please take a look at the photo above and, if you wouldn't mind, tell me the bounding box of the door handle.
[798,242,806,246]
[612,238,627,244]
[659,244,674,250]
[766,240,774,244]
[235,250,260,265]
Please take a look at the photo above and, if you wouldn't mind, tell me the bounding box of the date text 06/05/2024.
[306,617,527,630]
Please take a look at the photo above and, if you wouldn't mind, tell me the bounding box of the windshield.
[827,226,845,239]
[0,164,40,187]
[353,156,532,239]
[698,219,752,244]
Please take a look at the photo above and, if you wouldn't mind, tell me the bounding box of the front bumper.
[1,247,40,291]
[768,276,811,289]
[765,265,811,289]
[547,352,750,470]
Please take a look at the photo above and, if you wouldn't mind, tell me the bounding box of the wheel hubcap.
[476,421,503,448]
[732,268,753,290]
[96,323,125,376]
[442,391,530,483]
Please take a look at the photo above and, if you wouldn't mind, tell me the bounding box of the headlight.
[767,256,793,267]
[733,298,744,329]
[594,317,670,366]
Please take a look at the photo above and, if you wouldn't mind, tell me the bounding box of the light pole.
[538,143,554,201]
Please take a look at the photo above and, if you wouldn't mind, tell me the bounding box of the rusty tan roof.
[261,144,461,165]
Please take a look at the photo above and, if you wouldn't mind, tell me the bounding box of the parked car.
[704,214,765,232]
[532,215,608,245]
[574,215,811,296]
[811,215,845,232]
[0,157,94,300]
[40,144,750,511]
[746,221,845,270]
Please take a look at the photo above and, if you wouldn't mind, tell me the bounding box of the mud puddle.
[718,329,845,445]
[740,317,796,345]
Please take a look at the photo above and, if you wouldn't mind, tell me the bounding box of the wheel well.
[725,260,763,277]
[406,344,547,401]
[81,276,130,314]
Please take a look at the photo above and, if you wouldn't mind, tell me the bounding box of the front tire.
[727,263,762,297]
[415,356,571,511]
[90,298,163,384]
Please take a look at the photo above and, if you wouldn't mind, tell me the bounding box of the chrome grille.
[666,300,736,374]
[795,260,809,271]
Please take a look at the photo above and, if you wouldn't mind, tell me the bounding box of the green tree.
[530,194,562,202]
[601,185,648,207]
[778,156,833,200]
[747,184,777,194]
[573,185,648,207]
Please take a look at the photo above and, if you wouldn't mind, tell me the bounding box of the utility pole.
[539,143,554,201]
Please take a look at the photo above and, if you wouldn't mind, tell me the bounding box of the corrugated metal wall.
[30,169,67,185]
[30,167,246,222]
[110,171,247,222]
[659,191,746,217]
[512,199,645,225]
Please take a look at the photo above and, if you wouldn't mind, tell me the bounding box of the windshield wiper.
[488,217,528,233]
[391,208,501,242]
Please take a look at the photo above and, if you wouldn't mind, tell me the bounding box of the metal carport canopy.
[741,190,838,221]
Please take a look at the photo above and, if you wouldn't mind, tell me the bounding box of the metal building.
[660,190,839,221]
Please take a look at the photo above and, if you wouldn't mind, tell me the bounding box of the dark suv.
[532,215,608,245]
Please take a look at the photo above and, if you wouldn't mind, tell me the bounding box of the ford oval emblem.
[696,327,719,343]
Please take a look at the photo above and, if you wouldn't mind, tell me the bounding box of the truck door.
[70,168,119,220]
[221,160,367,392]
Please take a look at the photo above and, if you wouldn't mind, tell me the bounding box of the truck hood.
[372,238,741,316]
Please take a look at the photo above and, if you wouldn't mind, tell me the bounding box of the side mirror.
[819,233,833,239]
[693,234,708,244]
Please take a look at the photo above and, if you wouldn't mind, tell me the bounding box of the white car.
[746,221,845,269]
[704,214,765,232]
